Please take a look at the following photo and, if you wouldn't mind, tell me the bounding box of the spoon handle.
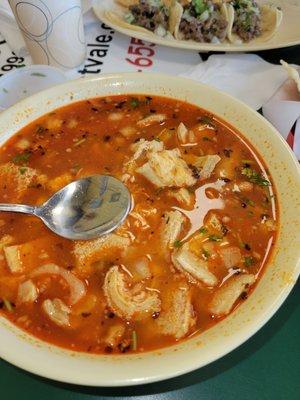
[0,203,36,215]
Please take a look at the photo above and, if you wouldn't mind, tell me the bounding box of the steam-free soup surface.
[0,95,277,354]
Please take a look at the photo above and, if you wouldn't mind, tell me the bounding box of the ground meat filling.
[129,0,169,32]
[232,0,261,41]
[179,3,228,43]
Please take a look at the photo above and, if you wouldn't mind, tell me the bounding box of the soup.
[0,95,277,354]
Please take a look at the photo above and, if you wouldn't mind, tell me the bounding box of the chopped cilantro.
[244,256,255,267]
[192,0,208,16]
[30,72,46,77]
[208,234,223,242]
[242,197,255,207]
[202,249,210,259]
[19,167,27,175]
[130,98,140,108]
[199,115,215,126]
[199,226,208,234]
[241,167,270,187]
[12,151,31,165]
[174,240,183,248]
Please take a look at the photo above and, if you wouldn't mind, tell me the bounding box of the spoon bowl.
[0,175,131,240]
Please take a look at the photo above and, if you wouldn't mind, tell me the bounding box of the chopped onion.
[155,25,167,37]
[198,10,210,22]
[182,10,193,22]
[124,12,135,24]
[211,36,220,44]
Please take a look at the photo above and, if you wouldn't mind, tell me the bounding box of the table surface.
[0,45,300,400]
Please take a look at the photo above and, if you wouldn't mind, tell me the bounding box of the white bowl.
[0,73,299,386]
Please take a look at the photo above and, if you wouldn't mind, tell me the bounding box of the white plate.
[0,73,299,386]
[93,0,300,52]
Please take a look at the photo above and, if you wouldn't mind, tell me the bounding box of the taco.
[226,0,283,43]
[115,0,174,37]
[169,0,229,43]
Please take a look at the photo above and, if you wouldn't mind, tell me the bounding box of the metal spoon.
[0,175,131,240]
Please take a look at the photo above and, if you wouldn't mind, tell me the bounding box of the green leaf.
[130,97,140,108]
[199,226,208,234]
[244,256,255,267]
[199,115,215,127]
[208,234,223,242]
[12,152,31,165]
[30,72,46,77]
[241,167,270,186]
[192,0,208,15]
[242,197,255,207]
[19,167,27,175]
[202,249,210,259]
[174,240,183,248]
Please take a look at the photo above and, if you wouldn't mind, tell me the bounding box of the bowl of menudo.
[0,73,299,386]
